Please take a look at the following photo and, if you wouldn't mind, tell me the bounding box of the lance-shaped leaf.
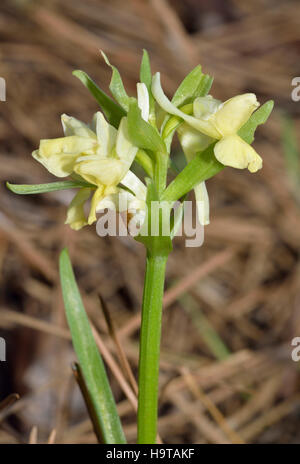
[172,66,213,107]
[127,99,166,154]
[140,50,152,92]
[162,142,223,202]
[59,248,126,444]
[73,70,126,128]
[101,51,130,112]
[238,100,274,144]
[162,68,213,150]
[139,49,155,122]
[6,180,94,195]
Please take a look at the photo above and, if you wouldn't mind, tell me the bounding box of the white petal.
[137,83,150,122]
[152,73,220,138]
[120,170,147,199]
[97,190,134,213]
[194,181,210,226]
[193,95,221,120]
[96,193,119,212]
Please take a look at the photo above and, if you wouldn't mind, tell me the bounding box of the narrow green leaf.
[180,294,230,360]
[139,49,155,122]
[140,49,152,92]
[238,100,274,144]
[162,71,212,150]
[6,180,94,195]
[59,248,126,444]
[73,70,126,128]
[127,99,166,154]
[101,52,130,111]
[162,142,223,202]
[172,66,213,107]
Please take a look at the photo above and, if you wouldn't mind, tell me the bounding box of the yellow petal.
[65,188,91,230]
[33,136,97,177]
[116,117,138,165]
[74,158,125,186]
[194,181,210,226]
[93,112,117,157]
[88,186,105,225]
[214,135,262,172]
[213,93,259,137]
[61,114,96,139]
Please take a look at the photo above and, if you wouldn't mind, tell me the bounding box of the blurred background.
[0,0,300,444]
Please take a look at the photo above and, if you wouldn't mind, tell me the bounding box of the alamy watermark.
[0,337,6,361]
[291,337,300,362]
[291,77,300,102]
[0,77,6,101]
[96,199,206,247]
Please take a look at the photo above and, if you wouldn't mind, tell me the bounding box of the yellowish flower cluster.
[33,113,140,230]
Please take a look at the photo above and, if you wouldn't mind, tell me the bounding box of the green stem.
[137,253,168,444]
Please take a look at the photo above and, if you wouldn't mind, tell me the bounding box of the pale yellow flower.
[152,73,262,173]
[32,112,138,229]
[97,170,147,231]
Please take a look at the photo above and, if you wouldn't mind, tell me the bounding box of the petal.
[177,123,213,162]
[214,135,262,172]
[116,117,138,166]
[127,197,146,215]
[61,114,96,139]
[120,170,147,199]
[93,111,117,157]
[213,93,260,137]
[97,190,135,213]
[33,136,97,177]
[194,181,210,226]
[128,209,146,232]
[74,158,125,186]
[96,191,120,212]
[137,83,150,122]
[152,72,220,138]
[65,188,91,230]
[193,95,221,120]
[88,186,105,225]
